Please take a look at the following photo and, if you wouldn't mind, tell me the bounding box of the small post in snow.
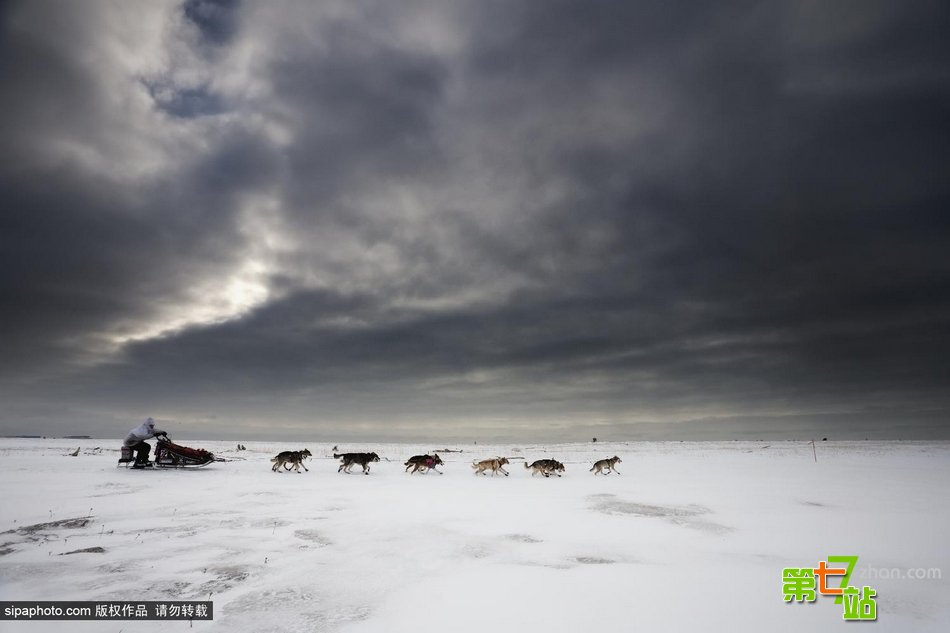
[810,439,817,463]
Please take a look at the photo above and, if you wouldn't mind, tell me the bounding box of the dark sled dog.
[405,453,444,474]
[271,448,312,473]
[525,459,565,477]
[334,452,380,474]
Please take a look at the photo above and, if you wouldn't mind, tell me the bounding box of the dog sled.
[118,436,221,469]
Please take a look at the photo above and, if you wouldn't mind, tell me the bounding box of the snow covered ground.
[1,438,948,632]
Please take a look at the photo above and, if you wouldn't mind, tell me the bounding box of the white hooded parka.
[123,417,165,447]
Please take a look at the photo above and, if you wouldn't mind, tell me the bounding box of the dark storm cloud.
[183,0,241,46]
[144,80,227,118]
[1,0,948,440]
[0,1,269,379]
[263,17,450,221]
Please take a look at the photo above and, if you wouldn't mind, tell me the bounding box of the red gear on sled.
[153,438,217,468]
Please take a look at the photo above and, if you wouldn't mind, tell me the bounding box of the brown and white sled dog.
[524,459,565,477]
[404,454,444,474]
[334,452,380,474]
[472,457,509,476]
[590,455,622,475]
[271,448,312,473]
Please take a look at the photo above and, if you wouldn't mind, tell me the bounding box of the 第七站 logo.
[783,556,877,621]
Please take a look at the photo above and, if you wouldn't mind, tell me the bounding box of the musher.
[123,417,167,468]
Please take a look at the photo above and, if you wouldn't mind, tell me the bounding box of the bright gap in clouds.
[111,257,272,347]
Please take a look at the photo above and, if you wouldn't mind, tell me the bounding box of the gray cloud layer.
[2,0,948,441]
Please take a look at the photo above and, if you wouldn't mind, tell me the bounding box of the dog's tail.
[270,456,278,462]
[471,461,479,469]
[333,453,342,459]
[524,462,530,469]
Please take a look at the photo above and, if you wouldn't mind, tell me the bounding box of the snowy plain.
[0,438,948,632]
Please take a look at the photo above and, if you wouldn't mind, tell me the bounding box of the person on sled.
[123,417,167,468]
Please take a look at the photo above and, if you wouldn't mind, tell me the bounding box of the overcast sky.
[1,0,948,442]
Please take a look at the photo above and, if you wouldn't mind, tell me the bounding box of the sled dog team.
[271,450,622,477]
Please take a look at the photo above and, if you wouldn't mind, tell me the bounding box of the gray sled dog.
[590,456,622,475]
[525,459,565,477]
[335,452,380,474]
[472,457,509,476]
[271,449,312,473]
[405,454,444,474]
